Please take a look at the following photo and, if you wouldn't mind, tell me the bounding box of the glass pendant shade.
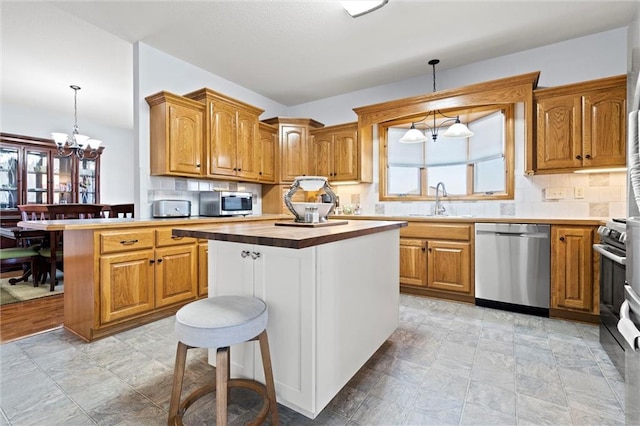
[443,122,474,138]
[75,134,90,149]
[399,125,428,144]
[51,133,68,146]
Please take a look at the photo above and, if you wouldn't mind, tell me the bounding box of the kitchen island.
[172,219,407,419]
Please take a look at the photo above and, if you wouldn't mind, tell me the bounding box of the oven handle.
[593,243,626,265]
[618,299,640,352]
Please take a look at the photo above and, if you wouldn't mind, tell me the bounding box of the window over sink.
[379,103,518,201]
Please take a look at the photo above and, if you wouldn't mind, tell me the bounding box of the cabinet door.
[280,125,308,182]
[0,145,20,209]
[168,103,203,175]
[332,129,358,181]
[198,242,208,297]
[583,87,626,168]
[427,240,471,294]
[399,238,427,287]
[312,133,333,178]
[155,244,198,307]
[100,250,155,324]
[77,157,98,204]
[236,109,261,180]
[536,95,582,170]
[258,126,276,183]
[210,102,237,177]
[25,148,52,204]
[551,226,594,312]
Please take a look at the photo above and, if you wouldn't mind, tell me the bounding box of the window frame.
[379,104,515,201]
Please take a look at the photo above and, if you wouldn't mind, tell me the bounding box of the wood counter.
[172,219,407,249]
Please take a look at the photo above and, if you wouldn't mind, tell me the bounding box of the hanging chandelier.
[399,59,474,143]
[51,85,102,159]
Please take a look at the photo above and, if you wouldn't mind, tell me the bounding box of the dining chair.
[18,204,104,291]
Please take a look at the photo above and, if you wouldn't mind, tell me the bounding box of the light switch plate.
[545,188,566,200]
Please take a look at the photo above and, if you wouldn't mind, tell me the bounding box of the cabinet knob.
[575,155,582,160]
[559,236,565,241]
[428,248,432,252]
[585,154,591,159]
[196,163,201,168]
[241,250,250,258]
[421,247,426,252]
[157,258,163,264]
[251,251,261,260]
[149,259,155,264]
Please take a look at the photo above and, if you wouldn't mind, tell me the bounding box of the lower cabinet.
[198,242,209,297]
[399,223,474,303]
[550,225,599,321]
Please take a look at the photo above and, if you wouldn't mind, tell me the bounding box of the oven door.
[595,243,627,376]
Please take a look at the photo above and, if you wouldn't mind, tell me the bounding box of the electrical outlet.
[544,188,566,200]
[574,186,585,199]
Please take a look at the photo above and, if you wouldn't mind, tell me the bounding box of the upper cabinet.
[146,91,205,177]
[0,133,103,212]
[533,75,626,173]
[183,88,265,181]
[261,117,324,184]
[258,122,277,183]
[310,122,360,183]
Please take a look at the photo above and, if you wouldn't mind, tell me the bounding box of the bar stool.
[168,296,279,426]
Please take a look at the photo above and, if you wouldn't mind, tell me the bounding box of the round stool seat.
[175,296,267,348]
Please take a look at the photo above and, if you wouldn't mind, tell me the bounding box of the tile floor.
[0,294,625,425]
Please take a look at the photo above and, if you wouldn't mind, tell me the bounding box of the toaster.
[152,199,191,218]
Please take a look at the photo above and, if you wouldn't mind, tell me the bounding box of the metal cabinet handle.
[120,239,139,245]
[241,250,250,258]
[171,236,183,240]
[251,251,261,260]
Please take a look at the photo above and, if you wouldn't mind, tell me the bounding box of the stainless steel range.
[594,218,627,376]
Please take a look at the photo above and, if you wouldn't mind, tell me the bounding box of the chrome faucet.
[434,181,447,216]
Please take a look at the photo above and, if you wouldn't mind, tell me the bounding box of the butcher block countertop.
[172,219,408,249]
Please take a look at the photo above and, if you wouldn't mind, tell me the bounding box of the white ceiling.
[2,1,638,130]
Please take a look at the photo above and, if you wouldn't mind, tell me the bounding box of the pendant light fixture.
[51,85,102,159]
[399,59,474,143]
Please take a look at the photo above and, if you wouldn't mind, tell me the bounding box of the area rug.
[0,272,63,306]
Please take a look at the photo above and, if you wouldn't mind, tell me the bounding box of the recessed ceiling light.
[341,0,388,18]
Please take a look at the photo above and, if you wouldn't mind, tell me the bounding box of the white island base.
[208,229,400,418]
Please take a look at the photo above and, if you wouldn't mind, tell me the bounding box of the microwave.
[199,191,253,217]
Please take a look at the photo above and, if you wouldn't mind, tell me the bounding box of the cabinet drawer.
[100,230,155,254]
[401,223,472,241]
[156,227,197,247]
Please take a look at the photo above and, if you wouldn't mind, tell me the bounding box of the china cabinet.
[0,132,103,213]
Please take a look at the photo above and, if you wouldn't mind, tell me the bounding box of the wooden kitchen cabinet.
[261,117,324,183]
[184,88,265,181]
[198,242,209,297]
[100,227,198,323]
[258,122,277,183]
[399,222,474,303]
[146,91,205,177]
[533,75,626,173]
[399,238,427,286]
[311,122,359,182]
[427,240,471,294]
[551,225,599,321]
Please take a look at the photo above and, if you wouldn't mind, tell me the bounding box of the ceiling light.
[341,0,388,18]
[51,85,102,160]
[400,59,474,143]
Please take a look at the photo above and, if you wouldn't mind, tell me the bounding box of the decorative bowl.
[294,176,327,192]
[290,202,333,220]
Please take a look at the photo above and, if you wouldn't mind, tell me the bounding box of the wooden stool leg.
[168,342,189,426]
[258,330,279,425]
[216,347,230,426]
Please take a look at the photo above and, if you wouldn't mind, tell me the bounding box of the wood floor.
[0,271,64,343]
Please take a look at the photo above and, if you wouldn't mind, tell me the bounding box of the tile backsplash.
[331,171,627,219]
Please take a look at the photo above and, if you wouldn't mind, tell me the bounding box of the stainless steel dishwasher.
[475,223,551,316]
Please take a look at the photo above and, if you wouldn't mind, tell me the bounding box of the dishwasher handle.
[476,230,549,238]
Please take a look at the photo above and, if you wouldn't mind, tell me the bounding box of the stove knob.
[598,226,610,237]
[620,231,627,244]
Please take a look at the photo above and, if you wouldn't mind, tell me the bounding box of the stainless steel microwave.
[199,191,253,217]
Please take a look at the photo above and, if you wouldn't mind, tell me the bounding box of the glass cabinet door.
[52,155,74,204]
[0,147,19,209]
[77,158,97,204]
[25,149,50,204]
